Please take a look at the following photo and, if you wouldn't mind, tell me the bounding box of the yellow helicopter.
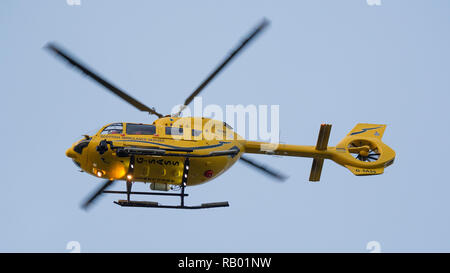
[46,19,395,210]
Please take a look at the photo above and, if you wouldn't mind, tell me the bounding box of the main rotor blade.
[81,179,115,210]
[45,43,164,118]
[174,18,270,116]
[240,155,288,182]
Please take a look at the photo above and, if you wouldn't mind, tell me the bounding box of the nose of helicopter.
[66,147,78,159]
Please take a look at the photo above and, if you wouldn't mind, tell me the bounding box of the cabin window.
[165,127,202,137]
[165,127,183,136]
[223,121,233,129]
[126,124,156,135]
[101,123,123,135]
[192,129,202,136]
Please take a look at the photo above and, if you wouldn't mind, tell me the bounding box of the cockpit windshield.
[101,123,123,135]
[126,123,156,135]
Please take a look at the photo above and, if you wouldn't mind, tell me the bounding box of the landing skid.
[104,157,230,210]
[113,200,229,209]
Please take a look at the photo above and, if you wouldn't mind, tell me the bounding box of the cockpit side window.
[101,123,123,135]
[126,124,156,135]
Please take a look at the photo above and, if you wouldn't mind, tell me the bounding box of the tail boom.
[242,123,395,181]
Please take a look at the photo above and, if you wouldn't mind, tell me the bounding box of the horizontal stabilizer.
[309,158,324,181]
[309,124,332,181]
[315,124,332,150]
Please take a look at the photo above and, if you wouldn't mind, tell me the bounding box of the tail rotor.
[348,140,380,162]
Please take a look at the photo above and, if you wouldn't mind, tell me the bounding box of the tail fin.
[335,123,395,177]
[309,123,395,181]
[346,123,386,139]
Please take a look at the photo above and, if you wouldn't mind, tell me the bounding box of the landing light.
[127,174,133,180]
[97,171,103,177]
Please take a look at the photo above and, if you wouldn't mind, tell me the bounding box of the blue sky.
[1,0,450,252]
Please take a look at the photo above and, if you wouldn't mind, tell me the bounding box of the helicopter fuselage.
[66,117,245,187]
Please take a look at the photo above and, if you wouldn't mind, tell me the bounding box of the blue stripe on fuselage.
[112,139,231,150]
